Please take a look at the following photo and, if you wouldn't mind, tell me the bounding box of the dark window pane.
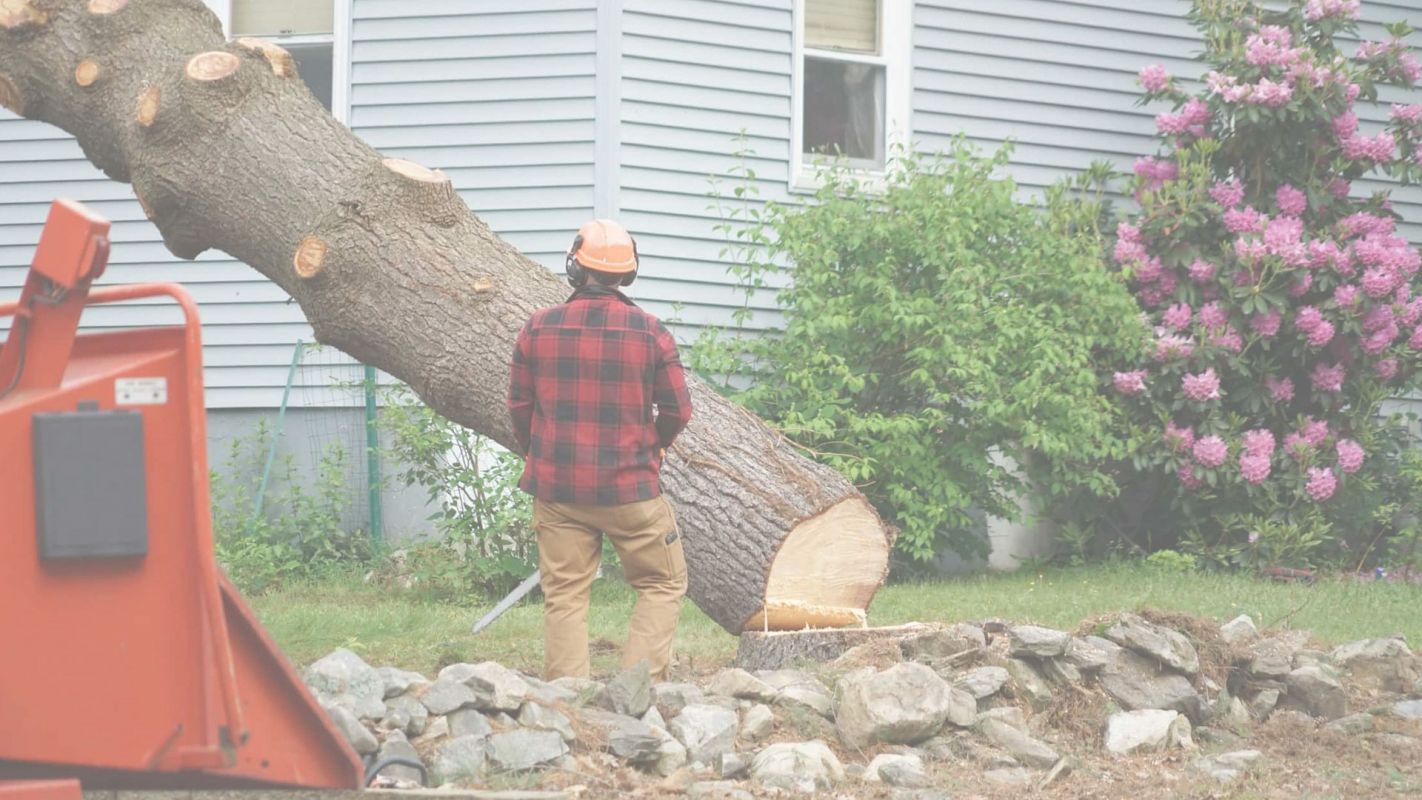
[803,57,884,166]
[286,41,334,111]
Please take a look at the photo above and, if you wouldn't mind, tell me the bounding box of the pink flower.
[1140,64,1171,92]
[1135,256,1164,283]
[1402,298,1422,326]
[1295,306,1325,333]
[1333,112,1359,139]
[1362,267,1399,297]
[1302,417,1330,446]
[1114,238,1148,265]
[1210,180,1245,208]
[1212,326,1245,353]
[1311,361,1346,393]
[1165,422,1195,452]
[1182,369,1222,402]
[1411,326,1422,350]
[1329,179,1352,199]
[1347,83,1362,101]
[1363,304,1396,333]
[1285,432,1310,460]
[1291,272,1315,298]
[1275,184,1308,216]
[1199,302,1228,329]
[1266,376,1295,402]
[1163,303,1192,330]
[1306,0,1361,21]
[1117,222,1142,243]
[1189,259,1217,284]
[1376,357,1400,380]
[1193,435,1229,468]
[1178,462,1204,489]
[1336,439,1365,473]
[1306,467,1338,502]
[1307,319,1336,348]
[1153,334,1195,361]
[1157,112,1192,136]
[1362,329,1396,355]
[1240,454,1272,484]
[1243,429,1277,457]
[1224,206,1264,233]
[1334,284,1359,309]
[1182,98,1211,126]
[1392,103,1422,124]
[1113,370,1147,395]
[1251,310,1282,337]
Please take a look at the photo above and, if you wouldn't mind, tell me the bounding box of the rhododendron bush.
[1113,0,1422,565]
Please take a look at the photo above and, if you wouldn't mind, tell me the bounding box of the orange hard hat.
[570,219,638,274]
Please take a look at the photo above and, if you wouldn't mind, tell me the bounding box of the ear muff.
[620,237,640,287]
[565,234,587,288]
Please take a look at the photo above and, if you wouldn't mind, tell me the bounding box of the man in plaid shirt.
[509,219,693,681]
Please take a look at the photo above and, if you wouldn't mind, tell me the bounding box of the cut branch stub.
[186,51,241,83]
[0,74,22,115]
[75,59,101,88]
[235,38,296,78]
[86,0,129,15]
[0,0,47,29]
[293,236,328,279]
[382,157,448,184]
[135,86,160,127]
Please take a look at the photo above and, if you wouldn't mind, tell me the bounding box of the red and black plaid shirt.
[509,286,693,505]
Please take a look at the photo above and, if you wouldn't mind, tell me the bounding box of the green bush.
[373,385,536,601]
[695,143,1145,560]
[211,420,372,594]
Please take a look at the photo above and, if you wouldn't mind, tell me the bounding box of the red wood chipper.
[0,200,364,795]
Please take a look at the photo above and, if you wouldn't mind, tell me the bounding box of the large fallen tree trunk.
[0,0,893,634]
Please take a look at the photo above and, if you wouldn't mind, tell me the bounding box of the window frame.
[790,0,912,192]
[203,0,352,123]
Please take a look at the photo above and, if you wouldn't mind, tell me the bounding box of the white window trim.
[790,0,912,193]
[204,0,352,125]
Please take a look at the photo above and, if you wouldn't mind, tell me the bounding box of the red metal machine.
[0,200,363,791]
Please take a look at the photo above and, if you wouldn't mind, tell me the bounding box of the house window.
[231,0,336,111]
[794,0,910,185]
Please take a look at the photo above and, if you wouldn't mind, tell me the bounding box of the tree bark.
[0,0,894,634]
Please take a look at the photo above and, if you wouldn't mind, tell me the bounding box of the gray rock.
[431,734,488,785]
[900,625,985,662]
[519,702,577,742]
[551,676,610,709]
[1249,642,1295,679]
[652,728,688,777]
[1005,658,1054,710]
[487,729,568,772]
[688,780,753,800]
[1194,726,1244,747]
[751,740,844,792]
[740,703,775,743]
[1331,637,1419,693]
[453,662,532,712]
[373,730,424,785]
[1009,625,1071,658]
[1223,696,1251,729]
[715,751,749,779]
[1219,615,1259,646]
[1104,709,1193,755]
[1040,658,1083,685]
[978,718,1060,768]
[835,663,966,747]
[1324,712,1375,735]
[1250,688,1281,719]
[1393,699,1422,720]
[1414,675,1422,695]
[412,715,449,747]
[1064,636,1122,672]
[756,669,830,693]
[1283,665,1347,720]
[1292,649,1331,670]
[1105,613,1200,675]
[670,703,739,764]
[376,666,429,699]
[581,709,662,765]
[1099,649,1203,720]
[956,666,1010,700]
[1193,749,1264,782]
[607,661,653,717]
[865,752,930,788]
[976,706,1027,731]
[707,668,777,701]
[653,682,705,717]
[326,705,378,755]
[984,767,1034,787]
[381,694,429,737]
[305,648,386,721]
[777,685,834,718]
[448,708,494,739]
[642,704,668,732]
[419,678,479,716]
[524,677,578,705]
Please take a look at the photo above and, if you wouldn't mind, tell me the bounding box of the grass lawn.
[251,562,1422,677]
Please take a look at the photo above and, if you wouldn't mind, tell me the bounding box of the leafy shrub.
[695,144,1145,560]
[211,420,372,594]
[372,385,536,600]
[1106,0,1422,566]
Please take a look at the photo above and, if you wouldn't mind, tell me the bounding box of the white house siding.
[618,0,795,332]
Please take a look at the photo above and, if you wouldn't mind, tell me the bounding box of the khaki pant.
[534,495,687,681]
